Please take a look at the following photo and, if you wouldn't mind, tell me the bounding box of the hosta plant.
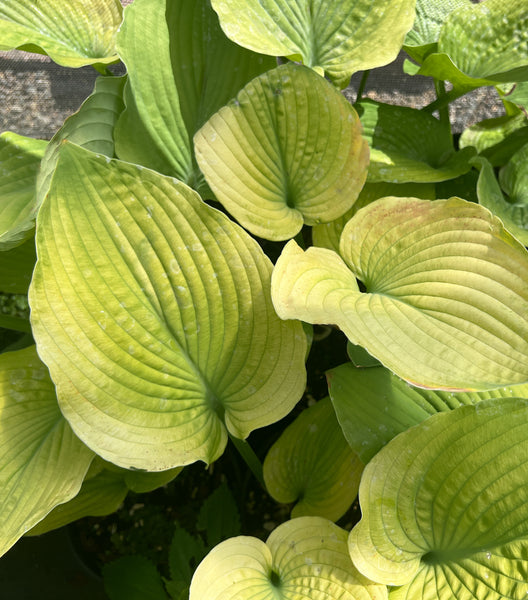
[1,0,528,598]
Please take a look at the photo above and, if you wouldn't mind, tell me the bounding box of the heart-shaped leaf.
[115,0,274,195]
[328,361,528,463]
[37,74,126,206]
[0,132,47,251]
[0,0,122,67]
[0,345,94,557]
[211,0,416,88]
[190,516,388,600]
[195,63,369,241]
[272,196,528,391]
[29,143,307,470]
[263,397,363,521]
[349,398,528,599]
[356,100,475,183]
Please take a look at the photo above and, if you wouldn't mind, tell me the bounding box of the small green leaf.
[211,0,416,88]
[349,398,528,599]
[263,397,363,521]
[190,516,388,600]
[29,144,307,470]
[356,100,475,183]
[0,345,94,557]
[346,343,380,368]
[0,0,123,67]
[0,132,47,251]
[168,525,207,595]
[115,0,274,195]
[196,481,240,548]
[272,197,528,391]
[195,63,369,241]
[104,555,169,600]
[328,361,528,463]
[0,237,36,295]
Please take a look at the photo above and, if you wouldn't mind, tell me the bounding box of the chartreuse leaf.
[190,516,388,600]
[37,74,126,206]
[349,398,528,598]
[472,155,528,246]
[328,361,528,463]
[195,63,369,241]
[312,182,435,254]
[0,0,122,67]
[409,0,528,91]
[403,0,471,63]
[115,0,274,195]
[29,143,306,470]
[0,132,47,251]
[29,458,181,536]
[272,196,528,391]
[263,397,363,521]
[211,0,416,89]
[356,100,475,183]
[0,345,94,557]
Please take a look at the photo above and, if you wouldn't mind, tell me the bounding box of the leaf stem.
[433,79,452,138]
[421,86,470,114]
[229,434,265,490]
[356,70,370,104]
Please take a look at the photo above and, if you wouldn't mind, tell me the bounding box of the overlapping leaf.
[0,345,94,557]
[328,362,528,463]
[210,0,416,88]
[408,0,528,91]
[190,517,388,600]
[271,196,528,390]
[29,143,307,470]
[195,63,369,241]
[356,100,474,183]
[115,0,274,195]
[349,398,528,599]
[263,397,363,521]
[0,0,122,67]
[0,132,47,251]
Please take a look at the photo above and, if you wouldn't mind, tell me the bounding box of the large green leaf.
[356,100,475,183]
[190,516,388,600]
[195,63,369,241]
[472,155,528,246]
[0,132,47,251]
[349,398,528,598]
[37,74,126,206]
[271,196,528,391]
[0,0,122,67]
[408,0,528,91]
[0,345,94,557]
[263,397,363,521]
[29,143,307,470]
[328,362,528,463]
[211,0,416,89]
[114,0,274,195]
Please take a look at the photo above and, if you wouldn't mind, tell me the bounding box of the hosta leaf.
[0,132,47,251]
[0,345,94,557]
[29,143,306,470]
[272,196,528,391]
[349,398,528,599]
[195,63,369,241]
[0,237,36,294]
[409,0,528,90]
[502,81,528,114]
[263,397,363,521]
[403,0,471,63]
[190,517,388,600]
[37,74,126,206]
[211,0,416,89]
[473,155,528,246]
[0,0,122,67]
[312,182,435,254]
[357,100,475,183]
[115,0,274,195]
[328,361,528,463]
